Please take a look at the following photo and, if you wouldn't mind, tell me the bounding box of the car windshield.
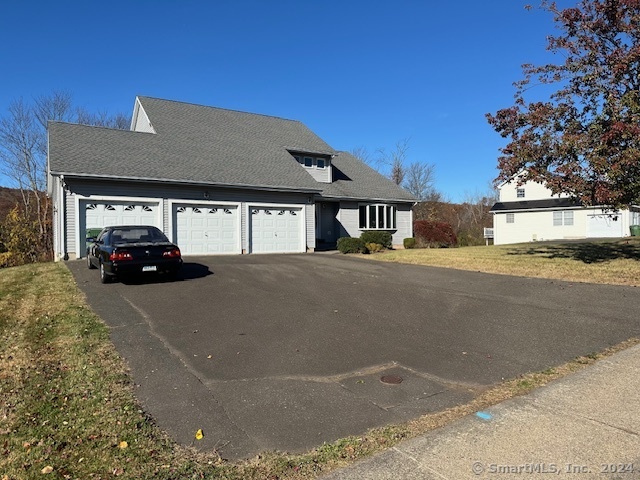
[110,227,169,244]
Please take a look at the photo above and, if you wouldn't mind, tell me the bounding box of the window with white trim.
[359,204,397,230]
[553,211,573,226]
[517,188,525,198]
[506,213,515,224]
[293,154,329,170]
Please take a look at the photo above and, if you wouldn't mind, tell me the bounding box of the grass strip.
[371,238,640,287]
[1,262,637,479]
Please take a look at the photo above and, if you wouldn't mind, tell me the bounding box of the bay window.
[359,204,397,230]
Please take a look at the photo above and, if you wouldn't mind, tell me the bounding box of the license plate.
[142,265,157,272]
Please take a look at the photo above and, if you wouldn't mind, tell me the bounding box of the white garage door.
[587,213,623,238]
[82,200,160,256]
[174,204,240,255]
[250,207,303,253]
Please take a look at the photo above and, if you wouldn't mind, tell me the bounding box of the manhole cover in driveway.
[380,375,403,384]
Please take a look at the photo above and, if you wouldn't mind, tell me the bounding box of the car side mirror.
[86,237,96,243]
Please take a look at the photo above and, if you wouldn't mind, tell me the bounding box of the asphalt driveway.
[67,254,640,460]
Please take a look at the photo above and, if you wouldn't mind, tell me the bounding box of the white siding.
[499,180,568,202]
[493,207,634,245]
[131,101,156,133]
[494,209,583,244]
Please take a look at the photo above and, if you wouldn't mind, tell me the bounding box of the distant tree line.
[351,139,441,202]
[0,91,129,267]
[351,139,497,246]
[413,189,497,247]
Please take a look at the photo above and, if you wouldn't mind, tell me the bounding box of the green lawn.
[1,260,636,479]
[372,238,640,286]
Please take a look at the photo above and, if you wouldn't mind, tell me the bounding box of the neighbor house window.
[316,158,325,169]
[554,211,573,226]
[359,204,396,230]
[517,188,525,198]
[506,213,515,224]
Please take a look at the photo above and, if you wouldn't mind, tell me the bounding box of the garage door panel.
[587,213,623,238]
[250,207,303,253]
[173,203,239,255]
[82,201,160,257]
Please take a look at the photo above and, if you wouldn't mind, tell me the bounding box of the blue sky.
[0,1,567,201]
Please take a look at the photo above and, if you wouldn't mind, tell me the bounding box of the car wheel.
[99,262,110,284]
[87,254,96,269]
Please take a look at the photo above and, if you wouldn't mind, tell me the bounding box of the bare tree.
[377,139,409,186]
[349,146,374,166]
[404,161,436,201]
[0,99,43,219]
[76,108,130,129]
[0,91,130,262]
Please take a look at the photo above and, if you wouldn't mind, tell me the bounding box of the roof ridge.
[137,96,304,125]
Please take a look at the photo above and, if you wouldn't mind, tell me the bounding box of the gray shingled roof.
[49,96,415,202]
[321,152,416,202]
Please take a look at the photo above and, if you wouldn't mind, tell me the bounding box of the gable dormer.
[290,151,333,183]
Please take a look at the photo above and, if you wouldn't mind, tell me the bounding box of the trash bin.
[630,225,640,236]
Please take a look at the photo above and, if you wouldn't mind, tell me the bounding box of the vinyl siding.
[338,201,360,238]
[394,204,413,245]
[132,103,155,133]
[63,179,312,255]
[337,201,413,246]
[493,207,634,245]
[303,164,331,183]
[51,176,60,259]
[305,203,316,249]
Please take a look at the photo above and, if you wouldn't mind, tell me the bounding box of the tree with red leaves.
[487,0,640,208]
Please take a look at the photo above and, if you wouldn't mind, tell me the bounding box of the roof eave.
[318,193,416,203]
[50,171,322,194]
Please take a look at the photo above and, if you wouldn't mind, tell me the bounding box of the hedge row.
[337,230,393,254]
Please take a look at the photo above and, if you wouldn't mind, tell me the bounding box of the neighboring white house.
[491,180,640,245]
[47,96,416,260]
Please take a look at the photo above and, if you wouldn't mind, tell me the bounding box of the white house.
[491,180,640,245]
[47,96,416,260]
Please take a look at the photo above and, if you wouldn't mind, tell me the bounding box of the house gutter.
[50,171,322,195]
[318,193,416,203]
[491,205,591,214]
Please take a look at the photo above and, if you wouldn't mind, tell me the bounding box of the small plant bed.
[337,231,393,254]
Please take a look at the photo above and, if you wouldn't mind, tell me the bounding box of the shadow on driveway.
[116,262,213,285]
[507,238,640,264]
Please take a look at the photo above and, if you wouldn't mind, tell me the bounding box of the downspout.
[411,202,416,238]
[61,175,69,261]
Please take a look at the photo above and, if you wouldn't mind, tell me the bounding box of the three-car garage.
[77,196,305,257]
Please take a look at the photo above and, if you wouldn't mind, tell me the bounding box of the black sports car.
[86,226,183,283]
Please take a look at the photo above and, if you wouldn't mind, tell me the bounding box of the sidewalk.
[320,344,640,479]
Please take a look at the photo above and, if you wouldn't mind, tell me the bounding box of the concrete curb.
[320,344,640,479]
